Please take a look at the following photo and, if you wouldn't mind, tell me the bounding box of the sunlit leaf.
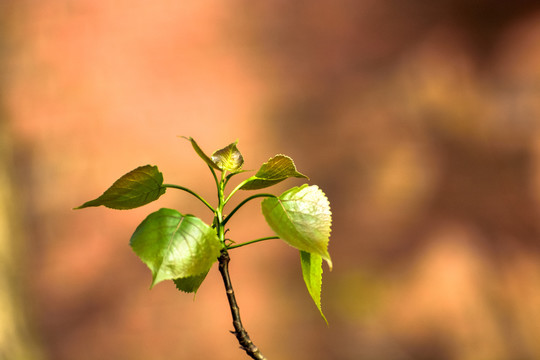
[181,136,221,170]
[75,165,166,210]
[173,268,211,294]
[240,155,308,190]
[130,208,221,287]
[211,141,244,173]
[300,251,327,323]
[261,184,332,268]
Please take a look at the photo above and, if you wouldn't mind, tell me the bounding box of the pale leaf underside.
[130,208,221,287]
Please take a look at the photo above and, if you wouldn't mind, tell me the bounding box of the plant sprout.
[75,137,332,359]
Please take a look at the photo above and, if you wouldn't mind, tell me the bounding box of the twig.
[218,249,267,360]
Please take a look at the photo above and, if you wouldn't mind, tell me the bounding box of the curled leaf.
[211,141,244,173]
[181,136,221,170]
[182,136,245,173]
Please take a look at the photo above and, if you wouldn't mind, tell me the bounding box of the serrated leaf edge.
[262,184,333,269]
[240,154,309,190]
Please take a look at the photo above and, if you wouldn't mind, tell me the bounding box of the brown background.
[2,1,540,359]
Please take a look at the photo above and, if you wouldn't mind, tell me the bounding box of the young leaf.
[173,268,211,294]
[130,208,221,287]
[182,136,221,170]
[261,184,332,268]
[75,165,166,210]
[300,251,327,323]
[240,155,308,190]
[211,141,244,173]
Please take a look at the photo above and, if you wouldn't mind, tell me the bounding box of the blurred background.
[2,0,540,359]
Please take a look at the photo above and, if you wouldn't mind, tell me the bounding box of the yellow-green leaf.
[181,136,221,170]
[75,165,165,210]
[173,269,211,294]
[130,208,221,287]
[261,184,332,268]
[182,136,244,173]
[300,251,327,323]
[240,155,308,190]
[211,141,244,173]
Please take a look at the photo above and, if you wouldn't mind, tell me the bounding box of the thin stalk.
[215,172,266,358]
[216,172,227,245]
[224,178,251,204]
[224,172,237,188]
[209,165,219,190]
[227,236,280,250]
[222,193,277,226]
[218,249,266,360]
[162,184,214,212]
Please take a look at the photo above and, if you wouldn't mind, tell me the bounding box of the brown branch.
[218,249,267,360]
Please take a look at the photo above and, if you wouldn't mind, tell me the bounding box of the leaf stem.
[227,236,280,250]
[222,193,277,226]
[209,165,219,190]
[218,249,267,360]
[215,167,267,358]
[215,171,228,246]
[162,184,215,212]
[224,178,252,204]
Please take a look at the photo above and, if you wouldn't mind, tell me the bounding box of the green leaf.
[130,208,221,287]
[182,136,244,173]
[211,141,244,173]
[182,136,221,170]
[75,165,166,210]
[261,184,332,268]
[240,155,308,190]
[173,268,211,294]
[300,251,327,323]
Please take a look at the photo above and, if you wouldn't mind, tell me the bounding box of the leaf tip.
[150,276,163,289]
[321,247,333,271]
[321,312,329,325]
[73,201,95,210]
[325,258,333,271]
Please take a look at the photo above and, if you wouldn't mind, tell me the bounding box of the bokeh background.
[2,1,540,359]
